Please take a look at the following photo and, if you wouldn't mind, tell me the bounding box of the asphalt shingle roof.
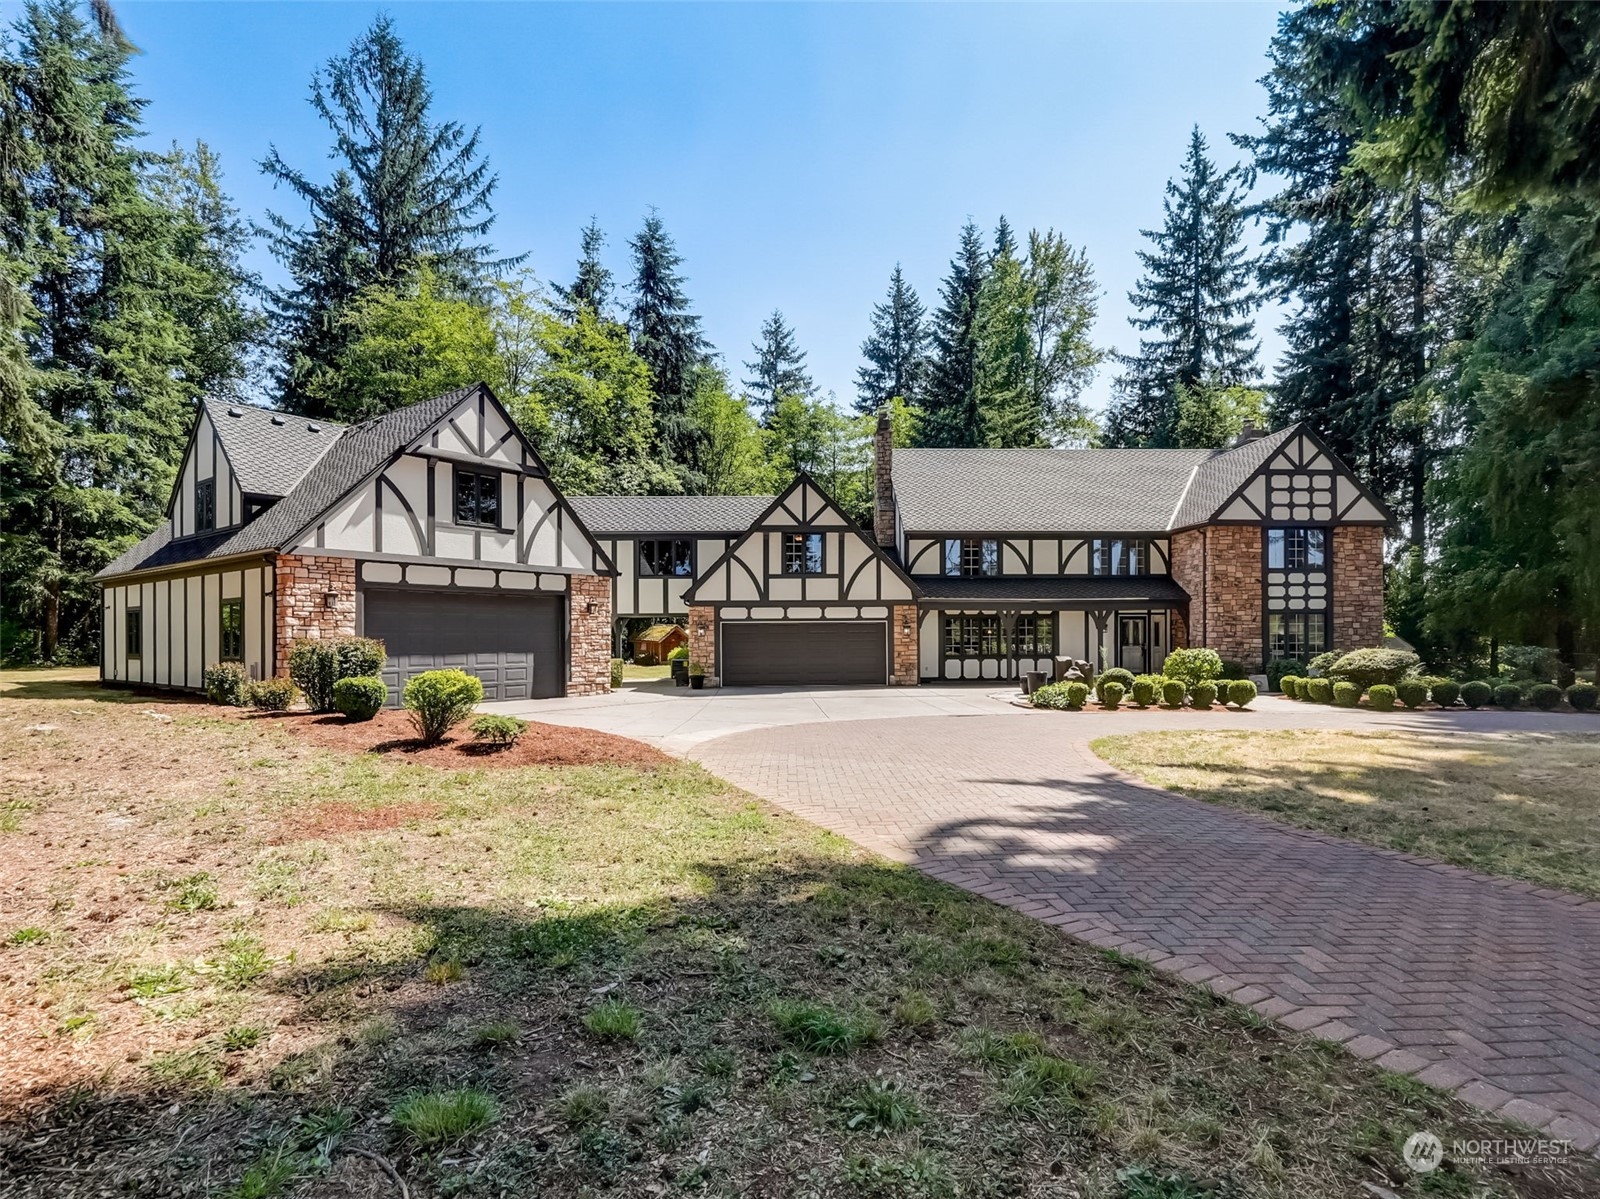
[567,494,775,536]
[206,398,343,497]
[912,575,1190,605]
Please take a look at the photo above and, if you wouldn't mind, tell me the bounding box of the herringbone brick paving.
[692,711,1600,1150]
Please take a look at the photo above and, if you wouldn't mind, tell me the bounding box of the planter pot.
[689,675,706,690]
[671,660,688,686]
[1024,670,1046,696]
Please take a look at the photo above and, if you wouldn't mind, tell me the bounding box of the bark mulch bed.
[243,707,671,770]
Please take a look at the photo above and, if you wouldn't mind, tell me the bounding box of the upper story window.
[1267,526,1327,571]
[195,478,215,532]
[1091,538,1146,576]
[219,598,244,662]
[639,538,694,578]
[454,468,500,528]
[126,608,142,659]
[943,537,998,577]
[781,532,824,575]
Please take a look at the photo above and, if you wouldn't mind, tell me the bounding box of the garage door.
[721,621,886,687]
[361,588,563,703]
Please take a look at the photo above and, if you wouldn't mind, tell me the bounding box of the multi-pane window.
[1091,538,1146,576]
[639,539,694,577]
[195,478,215,532]
[1267,527,1327,570]
[1014,614,1054,656]
[943,538,999,577]
[220,598,245,662]
[1268,612,1328,659]
[781,532,824,575]
[454,468,501,528]
[942,615,1008,657]
[126,608,142,659]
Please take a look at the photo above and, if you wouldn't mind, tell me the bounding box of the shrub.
[609,657,623,689]
[1160,679,1187,708]
[1327,648,1420,690]
[245,677,296,712]
[287,637,386,713]
[1130,675,1161,709]
[332,676,387,721]
[1333,681,1361,708]
[1566,682,1598,712]
[1501,644,1562,683]
[1099,681,1125,710]
[203,662,249,706]
[402,669,484,744]
[1367,684,1397,711]
[1529,683,1564,711]
[1430,680,1460,708]
[1227,679,1257,709]
[1030,683,1070,710]
[634,651,658,667]
[1267,658,1305,691]
[391,1089,498,1148]
[668,646,690,661]
[1162,648,1223,686]
[688,660,707,678]
[1095,668,1135,704]
[1064,681,1090,710]
[1307,677,1334,704]
[1396,680,1429,710]
[1493,684,1521,709]
[470,714,528,747]
[1460,680,1492,710]
[1218,658,1247,681]
[1279,675,1301,700]
[1190,682,1217,710]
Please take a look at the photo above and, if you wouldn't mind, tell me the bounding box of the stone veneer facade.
[687,603,716,686]
[566,573,614,696]
[891,604,919,685]
[274,553,357,673]
[873,410,896,549]
[1168,526,1265,670]
[1332,524,1385,651]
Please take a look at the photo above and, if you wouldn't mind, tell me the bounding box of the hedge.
[288,636,386,713]
[1327,648,1419,690]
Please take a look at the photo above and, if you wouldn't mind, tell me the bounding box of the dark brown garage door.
[361,588,563,703]
[720,621,887,687]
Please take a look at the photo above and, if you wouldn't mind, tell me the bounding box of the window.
[638,538,694,578]
[195,478,215,532]
[1268,612,1328,659]
[454,468,501,528]
[781,532,824,575]
[942,615,1005,658]
[1090,539,1146,576]
[1267,527,1327,570]
[126,608,142,659]
[219,598,244,662]
[1014,614,1054,656]
[943,538,999,577]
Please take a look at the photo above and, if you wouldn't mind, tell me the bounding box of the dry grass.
[1092,729,1600,899]
[1,682,1595,1198]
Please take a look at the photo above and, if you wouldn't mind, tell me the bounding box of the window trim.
[637,537,695,579]
[195,478,216,533]
[943,537,999,578]
[1090,538,1148,577]
[1267,526,1328,571]
[780,531,826,576]
[1267,610,1329,659]
[125,606,143,660]
[219,597,245,663]
[453,466,503,529]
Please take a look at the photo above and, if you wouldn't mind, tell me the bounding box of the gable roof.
[1168,425,1298,529]
[635,623,686,642]
[567,494,775,536]
[207,398,344,497]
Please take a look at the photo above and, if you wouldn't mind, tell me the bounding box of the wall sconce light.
[322,591,339,609]
[584,601,596,614]
[900,614,911,635]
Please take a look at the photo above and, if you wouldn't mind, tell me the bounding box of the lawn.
[623,662,673,683]
[1093,729,1600,900]
[2,682,1595,1199]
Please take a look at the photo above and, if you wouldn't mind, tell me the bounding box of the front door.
[1118,615,1148,674]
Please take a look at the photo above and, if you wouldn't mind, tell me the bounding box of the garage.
[361,588,563,702]
[720,620,887,687]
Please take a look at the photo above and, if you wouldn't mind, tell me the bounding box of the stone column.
[274,554,357,673]
[1332,525,1385,650]
[890,604,920,685]
[873,407,896,550]
[566,574,613,696]
[687,603,717,686]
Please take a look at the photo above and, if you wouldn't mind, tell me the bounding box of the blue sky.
[116,1,1289,417]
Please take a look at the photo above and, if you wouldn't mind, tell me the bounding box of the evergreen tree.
[261,15,509,414]
[627,211,709,489]
[1106,128,1260,447]
[742,308,813,420]
[554,217,613,320]
[689,363,776,495]
[854,264,927,415]
[919,220,988,447]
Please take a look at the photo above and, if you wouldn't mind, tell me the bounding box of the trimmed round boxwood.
[1528,683,1564,711]
[1367,684,1397,711]
[1460,680,1492,709]
[403,669,485,744]
[334,676,388,722]
[1095,668,1135,704]
[1099,680,1126,710]
[1161,648,1223,687]
[1566,681,1598,712]
[1065,681,1090,711]
[1430,680,1460,708]
[245,677,296,712]
[1160,678,1187,708]
[1493,684,1522,710]
[1396,680,1429,710]
[1227,679,1257,709]
[1333,681,1361,708]
[1307,677,1334,704]
[1277,675,1298,699]
[1131,676,1160,709]
[1190,682,1217,710]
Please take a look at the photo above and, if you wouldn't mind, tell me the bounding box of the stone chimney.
[1232,420,1265,448]
[873,405,896,549]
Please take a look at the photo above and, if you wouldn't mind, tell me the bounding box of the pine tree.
[1106,128,1260,447]
[554,217,613,320]
[743,309,813,420]
[919,220,988,447]
[854,264,928,415]
[261,14,509,414]
[627,211,709,489]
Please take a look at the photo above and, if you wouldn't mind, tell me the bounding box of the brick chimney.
[1231,420,1265,448]
[873,405,896,549]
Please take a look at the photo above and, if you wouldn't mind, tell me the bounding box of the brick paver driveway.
[691,705,1600,1150]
